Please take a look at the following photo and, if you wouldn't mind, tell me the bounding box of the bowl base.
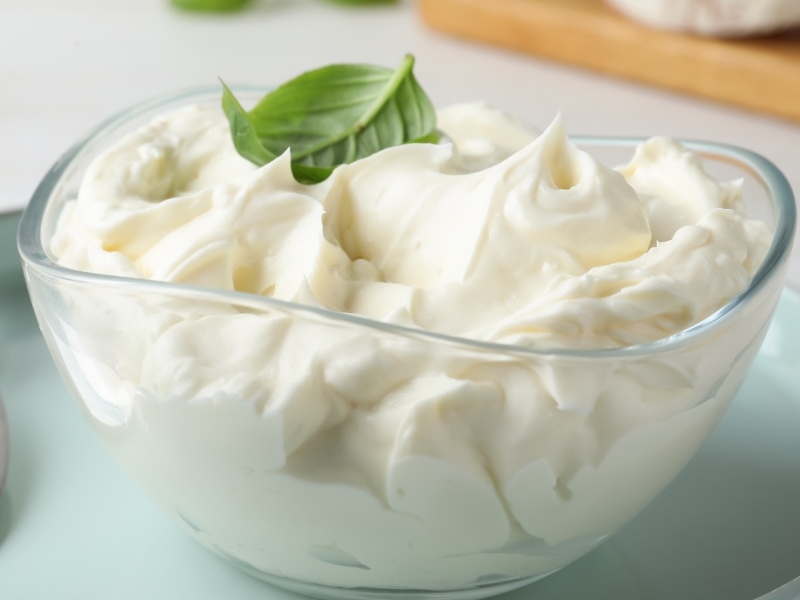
[217,548,563,600]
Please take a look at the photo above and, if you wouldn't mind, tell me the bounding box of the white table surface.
[1,0,798,290]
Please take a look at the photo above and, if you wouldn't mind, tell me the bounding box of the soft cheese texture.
[49,101,773,591]
[52,103,769,348]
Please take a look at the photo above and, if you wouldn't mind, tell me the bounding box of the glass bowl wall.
[17,89,796,600]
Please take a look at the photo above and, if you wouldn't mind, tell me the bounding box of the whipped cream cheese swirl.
[53,102,769,349]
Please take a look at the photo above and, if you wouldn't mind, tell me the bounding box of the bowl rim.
[16,86,798,359]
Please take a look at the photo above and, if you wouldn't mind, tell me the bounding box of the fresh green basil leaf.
[221,54,438,183]
[222,82,335,184]
[171,0,251,12]
[221,81,277,166]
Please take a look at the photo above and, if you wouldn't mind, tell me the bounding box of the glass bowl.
[16,88,797,600]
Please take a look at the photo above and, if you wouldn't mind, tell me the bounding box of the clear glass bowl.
[16,88,797,600]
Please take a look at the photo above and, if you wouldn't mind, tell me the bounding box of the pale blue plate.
[1,210,799,600]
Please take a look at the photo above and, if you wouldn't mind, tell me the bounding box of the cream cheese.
[49,101,772,590]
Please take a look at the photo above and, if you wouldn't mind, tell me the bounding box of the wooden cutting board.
[418,0,800,122]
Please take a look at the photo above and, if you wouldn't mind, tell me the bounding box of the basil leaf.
[221,54,438,183]
[221,85,335,184]
[221,82,277,165]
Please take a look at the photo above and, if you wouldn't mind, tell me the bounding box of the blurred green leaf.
[170,0,251,13]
